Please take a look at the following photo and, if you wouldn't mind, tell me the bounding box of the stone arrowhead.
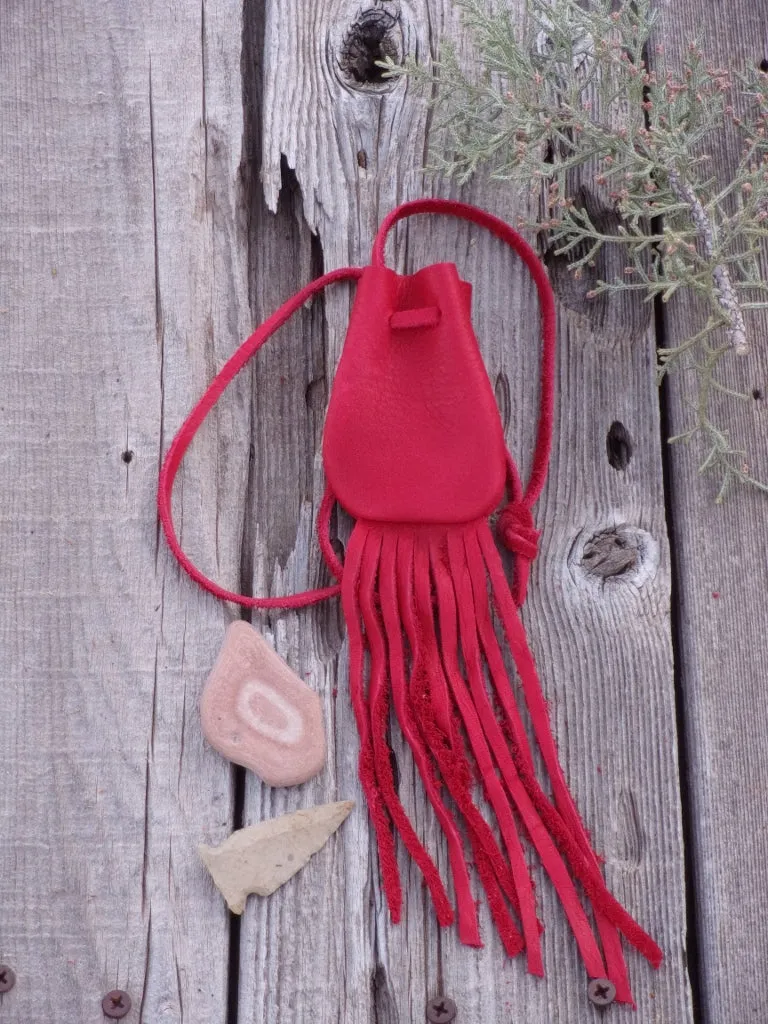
[201,621,326,786]
[198,801,354,913]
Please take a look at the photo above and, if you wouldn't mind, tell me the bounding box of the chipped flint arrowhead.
[201,620,326,786]
[198,801,354,914]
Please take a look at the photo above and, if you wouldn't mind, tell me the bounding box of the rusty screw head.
[102,990,132,1019]
[588,978,617,1007]
[0,965,16,993]
[426,995,457,1023]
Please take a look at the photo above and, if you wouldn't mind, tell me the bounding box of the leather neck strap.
[157,266,362,609]
[373,199,555,510]
[157,201,556,610]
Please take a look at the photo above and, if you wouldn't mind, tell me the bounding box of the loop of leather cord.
[159,200,556,610]
[157,266,362,609]
[372,198,556,511]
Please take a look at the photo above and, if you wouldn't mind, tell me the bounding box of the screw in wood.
[0,965,16,993]
[102,989,132,1019]
[587,978,617,1007]
[426,995,457,1023]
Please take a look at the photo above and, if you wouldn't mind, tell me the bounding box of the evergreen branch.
[666,168,748,353]
[395,0,768,500]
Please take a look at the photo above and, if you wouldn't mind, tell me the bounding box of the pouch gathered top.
[158,198,662,1005]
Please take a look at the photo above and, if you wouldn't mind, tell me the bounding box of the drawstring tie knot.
[496,502,540,605]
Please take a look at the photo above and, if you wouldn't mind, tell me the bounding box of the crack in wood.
[495,370,512,435]
[614,788,646,870]
[370,962,398,1024]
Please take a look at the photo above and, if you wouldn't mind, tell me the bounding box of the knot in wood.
[581,528,639,580]
[572,523,659,593]
[338,8,401,89]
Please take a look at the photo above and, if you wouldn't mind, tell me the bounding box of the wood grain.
[655,3,768,1022]
[0,0,711,1021]
[0,1,250,1020]
[246,1,693,1021]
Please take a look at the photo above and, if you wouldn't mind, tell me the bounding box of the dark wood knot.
[582,529,638,579]
[337,7,401,90]
[573,524,658,589]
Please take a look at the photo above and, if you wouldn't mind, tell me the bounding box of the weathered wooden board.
[247,1,692,1021]
[0,1,250,1020]
[0,0,702,1022]
[655,3,768,1022]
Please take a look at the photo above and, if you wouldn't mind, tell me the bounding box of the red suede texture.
[322,262,507,523]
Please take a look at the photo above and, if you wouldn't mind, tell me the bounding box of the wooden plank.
[0,2,700,1022]
[0,1,250,1019]
[245,1,693,1021]
[654,3,768,1021]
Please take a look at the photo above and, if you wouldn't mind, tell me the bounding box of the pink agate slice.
[201,621,326,786]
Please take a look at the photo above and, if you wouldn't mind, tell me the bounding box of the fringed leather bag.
[158,199,661,1003]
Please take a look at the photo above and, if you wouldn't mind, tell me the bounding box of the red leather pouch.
[158,199,661,1003]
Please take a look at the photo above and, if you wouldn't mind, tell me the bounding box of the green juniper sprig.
[384,0,768,501]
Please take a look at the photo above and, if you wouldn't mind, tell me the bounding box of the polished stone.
[201,620,326,786]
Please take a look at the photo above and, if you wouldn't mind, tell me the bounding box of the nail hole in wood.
[606,421,633,470]
[340,10,399,85]
[753,387,763,400]
[121,450,134,464]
